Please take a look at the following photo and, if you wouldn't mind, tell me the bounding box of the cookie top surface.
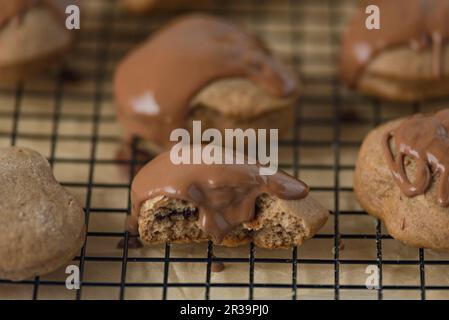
[0,7,72,66]
[0,147,85,280]
[341,0,449,86]
[355,115,449,249]
[382,109,449,206]
[114,14,298,148]
[191,78,297,119]
[130,145,308,243]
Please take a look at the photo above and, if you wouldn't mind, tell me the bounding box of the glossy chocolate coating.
[129,146,309,243]
[341,0,449,86]
[114,14,298,149]
[383,109,449,206]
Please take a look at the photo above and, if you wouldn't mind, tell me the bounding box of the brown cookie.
[126,146,328,249]
[354,111,449,250]
[0,147,85,281]
[137,193,328,249]
[340,0,449,102]
[114,14,299,153]
[117,78,297,158]
[0,0,74,84]
[189,78,296,137]
[357,45,449,102]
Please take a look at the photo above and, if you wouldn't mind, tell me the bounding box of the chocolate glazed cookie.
[0,0,74,83]
[114,14,299,158]
[341,0,449,102]
[354,109,449,250]
[120,146,328,249]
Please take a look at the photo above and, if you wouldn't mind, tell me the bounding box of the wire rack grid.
[1,0,449,300]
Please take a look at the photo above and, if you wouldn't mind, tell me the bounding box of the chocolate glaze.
[114,14,298,149]
[115,143,154,180]
[341,0,449,87]
[211,259,225,273]
[0,0,63,28]
[117,236,143,249]
[383,109,449,206]
[129,146,309,243]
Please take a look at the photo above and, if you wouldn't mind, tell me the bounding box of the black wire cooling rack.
[1,0,449,300]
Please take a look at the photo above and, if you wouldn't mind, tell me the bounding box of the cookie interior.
[137,194,309,249]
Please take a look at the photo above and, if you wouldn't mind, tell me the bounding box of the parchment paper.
[1,0,449,300]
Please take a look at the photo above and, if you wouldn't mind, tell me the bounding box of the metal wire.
[1,0,449,300]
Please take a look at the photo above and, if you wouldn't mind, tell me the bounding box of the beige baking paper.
[0,0,449,300]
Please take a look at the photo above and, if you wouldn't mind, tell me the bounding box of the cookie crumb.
[117,237,143,249]
[400,217,406,230]
[340,109,360,123]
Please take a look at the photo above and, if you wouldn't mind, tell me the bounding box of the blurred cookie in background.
[114,14,299,157]
[340,0,449,102]
[121,0,206,14]
[0,0,76,84]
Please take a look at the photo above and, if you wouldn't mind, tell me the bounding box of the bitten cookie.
[114,14,299,154]
[0,0,74,83]
[354,109,449,250]
[125,146,328,249]
[0,147,85,281]
[340,0,449,102]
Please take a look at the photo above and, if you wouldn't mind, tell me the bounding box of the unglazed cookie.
[124,146,328,249]
[0,147,85,281]
[114,14,299,153]
[340,0,449,102]
[354,109,449,250]
[0,0,74,83]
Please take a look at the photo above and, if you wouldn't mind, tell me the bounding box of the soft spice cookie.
[124,146,328,249]
[0,0,74,83]
[340,0,449,102]
[354,109,449,250]
[189,78,296,139]
[0,147,85,281]
[114,14,299,154]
